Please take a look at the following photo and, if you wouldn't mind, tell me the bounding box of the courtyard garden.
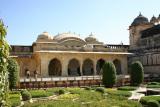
[9,87,142,107]
[7,58,160,107]
[8,84,160,107]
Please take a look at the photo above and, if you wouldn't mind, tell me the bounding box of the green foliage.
[140,96,160,105]
[147,85,160,88]
[0,19,10,106]
[59,94,79,100]
[102,61,117,88]
[8,93,21,107]
[29,90,53,98]
[82,86,91,90]
[130,61,144,86]
[22,87,140,107]
[147,100,160,107]
[148,82,160,85]
[7,58,19,90]
[95,87,105,93]
[58,89,65,95]
[21,90,31,101]
[147,82,160,88]
[117,86,137,91]
[106,89,132,97]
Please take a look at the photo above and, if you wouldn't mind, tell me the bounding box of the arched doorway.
[48,58,62,76]
[68,58,80,76]
[96,59,105,75]
[82,59,94,75]
[113,59,122,75]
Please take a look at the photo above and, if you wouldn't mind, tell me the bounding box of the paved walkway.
[128,87,146,101]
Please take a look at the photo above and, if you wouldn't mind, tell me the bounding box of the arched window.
[48,58,62,76]
[113,59,122,75]
[96,59,105,75]
[82,59,94,75]
[68,58,80,76]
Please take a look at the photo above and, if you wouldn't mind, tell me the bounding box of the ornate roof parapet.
[150,15,158,25]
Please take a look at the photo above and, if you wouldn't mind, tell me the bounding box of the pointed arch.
[48,58,62,76]
[96,59,105,75]
[68,58,80,76]
[82,58,94,75]
[113,59,122,75]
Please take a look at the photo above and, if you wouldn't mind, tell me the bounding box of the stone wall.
[128,53,160,74]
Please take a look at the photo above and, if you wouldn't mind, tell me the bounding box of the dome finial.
[90,32,93,36]
[139,12,142,16]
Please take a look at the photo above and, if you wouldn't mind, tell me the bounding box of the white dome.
[37,32,52,40]
[85,33,98,42]
[54,32,82,41]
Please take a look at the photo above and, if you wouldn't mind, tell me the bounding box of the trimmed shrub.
[58,89,65,95]
[147,100,160,107]
[29,90,53,98]
[130,61,144,86]
[21,90,31,101]
[7,58,19,90]
[106,89,132,97]
[148,82,160,85]
[95,87,105,93]
[147,85,160,88]
[102,61,117,88]
[83,86,91,90]
[117,86,137,91]
[140,96,160,105]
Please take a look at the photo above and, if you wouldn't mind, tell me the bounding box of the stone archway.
[113,59,122,75]
[48,58,62,76]
[82,59,94,75]
[96,59,105,75]
[68,58,80,76]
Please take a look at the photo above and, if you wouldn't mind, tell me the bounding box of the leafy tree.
[130,61,144,86]
[102,61,117,88]
[7,58,19,90]
[0,19,10,106]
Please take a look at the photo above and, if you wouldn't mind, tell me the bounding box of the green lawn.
[23,87,141,107]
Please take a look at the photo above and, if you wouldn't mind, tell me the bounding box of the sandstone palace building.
[10,13,160,81]
[129,13,160,76]
[11,32,129,79]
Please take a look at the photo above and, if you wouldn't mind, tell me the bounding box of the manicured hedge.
[147,85,160,88]
[95,87,105,93]
[147,82,160,88]
[102,61,117,88]
[130,61,144,86]
[117,86,137,91]
[147,100,160,107]
[58,89,65,95]
[29,90,53,98]
[21,90,31,101]
[148,82,160,85]
[140,96,160,105]
[106,89,132,97]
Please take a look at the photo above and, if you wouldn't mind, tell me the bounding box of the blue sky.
[1,0,160,45]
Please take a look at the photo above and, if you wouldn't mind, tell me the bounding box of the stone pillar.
[93,60,97,75]
[40,55,49,77]
[62,58,68,76]
[80,60,83,76]
[121,56,128,75]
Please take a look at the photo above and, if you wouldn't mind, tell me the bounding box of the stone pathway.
[128,87,146,101]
